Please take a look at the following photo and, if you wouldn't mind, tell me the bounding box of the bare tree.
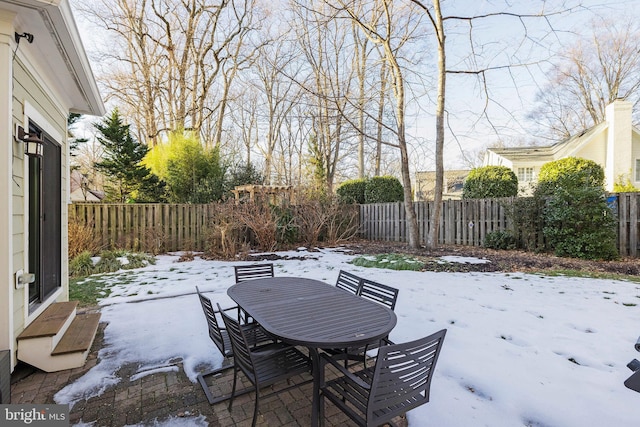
[253,39,299,184]
[289,1,362,193]
[406,0,585,248]
[80,0,259,147]
[322,0,424,248]
[530,18,640,140]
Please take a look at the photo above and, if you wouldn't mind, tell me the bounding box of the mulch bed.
[246,239,640,276]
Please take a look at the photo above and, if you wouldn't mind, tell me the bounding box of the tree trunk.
[385,44,420,248]
[427,0,445,249]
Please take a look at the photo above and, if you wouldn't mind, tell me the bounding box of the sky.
[54,248,640,426]
[68,0,640,175]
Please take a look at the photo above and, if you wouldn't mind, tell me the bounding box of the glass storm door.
[28,124,61,307]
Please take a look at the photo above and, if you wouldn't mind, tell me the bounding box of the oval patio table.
[227,276,397,427]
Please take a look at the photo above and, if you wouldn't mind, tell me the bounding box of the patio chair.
[319,329,447,427]
[234,263,274,282]
[233,263,274,324]
[195,287,272,404]
[358,277,399,310]
[219,303,313,427]
[331,278,400,365]
[335,270,362,295]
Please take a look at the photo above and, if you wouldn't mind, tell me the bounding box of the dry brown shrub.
[144,227,167,255]
[294,198,327,247]
[178,251,195,262]
[238,202,278,251]
[324,200,360,244]
[68,221,102,258]
[206,200,246,258]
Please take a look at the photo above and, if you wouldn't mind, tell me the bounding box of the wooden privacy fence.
[359,193,640,257]
[359,198,511,247]
[69,203,219,253]
[70,193,639,257]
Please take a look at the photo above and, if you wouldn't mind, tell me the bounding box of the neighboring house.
[70,169,104,202]
[484,100,640,193]
[0,0,104,382]
[414,170,471,201]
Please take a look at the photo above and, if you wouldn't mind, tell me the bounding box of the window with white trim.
[517,167,534,182]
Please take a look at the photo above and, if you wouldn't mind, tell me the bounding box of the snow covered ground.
[55,248,640,426]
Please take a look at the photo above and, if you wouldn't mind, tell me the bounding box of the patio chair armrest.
[217,305,257,325]
[215,304,240,316]
[320,353,370,390]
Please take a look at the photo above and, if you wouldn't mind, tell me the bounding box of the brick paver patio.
[10,323,407,426]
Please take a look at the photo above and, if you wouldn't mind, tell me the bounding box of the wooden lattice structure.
[231,185,295,205]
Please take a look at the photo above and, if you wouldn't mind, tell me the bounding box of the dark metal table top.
[227,277,397,349]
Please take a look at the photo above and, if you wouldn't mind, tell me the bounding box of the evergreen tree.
[68,113,88,164]
[226,162,264,194]
[94,109,163,202]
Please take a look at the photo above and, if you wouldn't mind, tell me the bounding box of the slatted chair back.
[321,329,447,426]
[217,303,257,383]
[335,270,362,295]
[218,303,312,427]
[358,278,399,310]
[367,329,447,425]
[234,263,274,283]
[196,286,230,357]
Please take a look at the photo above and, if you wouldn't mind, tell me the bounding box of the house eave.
[487,122,609,163]
[5,0,104,116]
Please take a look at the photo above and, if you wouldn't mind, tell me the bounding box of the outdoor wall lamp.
[16,125,44,157]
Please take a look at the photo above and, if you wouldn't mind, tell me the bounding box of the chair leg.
[318,391,325,427]
[228,368,238,410]
[197,364,235,404]
[251,389,260,427]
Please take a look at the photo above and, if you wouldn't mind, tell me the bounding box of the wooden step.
[52,313,101,356]
[17,302,101,372]
[18,301,78,339]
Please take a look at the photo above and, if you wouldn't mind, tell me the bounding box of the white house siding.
[632,132,640,186]
[10,55,68,367]
[485,101,640,193]
[606,101,634,190]
[0,1,103,371]
[483,151,513,168]
[0,11,16,357]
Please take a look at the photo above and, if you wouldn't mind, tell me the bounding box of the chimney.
[605,99,633,191]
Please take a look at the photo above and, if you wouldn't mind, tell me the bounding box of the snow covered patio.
[10,247,640,426]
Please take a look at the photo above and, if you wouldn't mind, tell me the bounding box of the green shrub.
[123,253,156,269]
[94,250,123,273]
[613,174,640,193]
[531,157,618,260]
[69,251,96,278]
[483,230,517,250]
[365,176,404,203]
[462,166,518,199]
[351,253,423,271]
[273,205,298,245]
[336,179,366,204]
[535,157,604,196]
[542,186,619,260]
[504,196,546,252]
